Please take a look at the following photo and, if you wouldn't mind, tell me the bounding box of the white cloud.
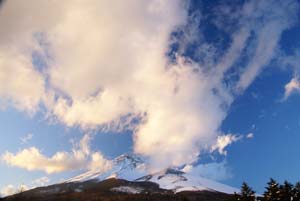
[283,76,300,100]
[2,147,85,174]
[182,161,232,181]
[211,134,242,155]
[246,133,254,139]
[210,133,254,155]
[89,152,113,172]
[0,184,28,197]
[1,177,50,197]
[20,133,33,144]
[0,54,45,113]
[0,185,15,197]
[32,176,50,187]
[2,134,112,174]
[0,0,298,171]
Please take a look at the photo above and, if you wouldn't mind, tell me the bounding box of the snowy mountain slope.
[135,168,239,194]
[65,153,239,195]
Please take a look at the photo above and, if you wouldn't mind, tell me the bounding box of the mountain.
[2,178,235,201]
[66,153,238,194]
[1,153,239,201]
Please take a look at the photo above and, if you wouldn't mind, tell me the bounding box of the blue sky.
[0,0,300,195]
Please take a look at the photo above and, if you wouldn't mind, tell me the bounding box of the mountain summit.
[66,153,238,194]
[65,153,146,183]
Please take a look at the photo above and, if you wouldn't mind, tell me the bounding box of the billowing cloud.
[283,76,300,100]
[2,134,112,174]
[0,55,45,112]
[0,0,298,171]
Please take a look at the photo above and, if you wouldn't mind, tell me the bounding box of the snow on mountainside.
[135,168,239,194]
[65,153,239,194]
[111,186,143,194]
[65,153,146,183]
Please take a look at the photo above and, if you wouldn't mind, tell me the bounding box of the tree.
[181,195,190,201]
[292,182,300,201]
[279,181,293,201]
[233,182,255,201]
[228,192,241,201]
[264,178,280,201]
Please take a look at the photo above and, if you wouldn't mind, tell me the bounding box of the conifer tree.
[279,181,293,201]
[292,182,300,201]
[264,178,280,201]
[239,182,256,201]
[229,182,255,201]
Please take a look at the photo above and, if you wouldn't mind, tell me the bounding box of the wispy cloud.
[20,133,33,144]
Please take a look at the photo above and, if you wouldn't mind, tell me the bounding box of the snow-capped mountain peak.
[65,153,146,183]
[65,153,239,194]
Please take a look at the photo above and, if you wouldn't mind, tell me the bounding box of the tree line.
[232,178,300,201]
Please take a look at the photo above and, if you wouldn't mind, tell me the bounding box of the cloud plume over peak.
[0,0,298,171]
